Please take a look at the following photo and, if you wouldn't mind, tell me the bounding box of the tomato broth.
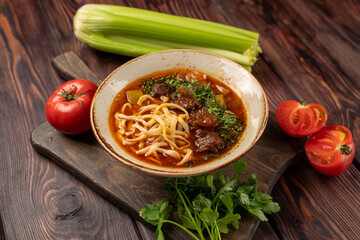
[109,69,247,168]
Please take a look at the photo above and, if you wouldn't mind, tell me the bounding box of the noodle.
[115,95,193,165]
[121,103,132,113]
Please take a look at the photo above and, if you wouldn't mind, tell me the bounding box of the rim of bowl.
[90,49,269,177]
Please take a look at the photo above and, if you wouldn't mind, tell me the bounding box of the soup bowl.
[91,49,268,177]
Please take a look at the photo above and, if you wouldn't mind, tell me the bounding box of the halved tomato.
[276,100,327,137]
[305,125,355,176]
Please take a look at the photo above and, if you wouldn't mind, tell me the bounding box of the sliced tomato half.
[276,100,327,137]
[305,125,355,176]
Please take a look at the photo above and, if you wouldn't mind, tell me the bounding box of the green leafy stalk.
[163,220,201,240]
[174,180,206,240]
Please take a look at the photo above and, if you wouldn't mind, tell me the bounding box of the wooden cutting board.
[31,52,305,240]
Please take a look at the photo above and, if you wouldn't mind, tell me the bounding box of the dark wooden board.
[31,52,305,240]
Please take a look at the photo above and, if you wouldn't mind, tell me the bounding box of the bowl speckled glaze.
[90,50,268,177]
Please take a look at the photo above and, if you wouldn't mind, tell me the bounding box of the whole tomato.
[46,79,98,135]
[276,100,327,137]
[305,125,355,176]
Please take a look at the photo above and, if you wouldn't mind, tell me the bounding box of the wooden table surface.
[1,0,359,239]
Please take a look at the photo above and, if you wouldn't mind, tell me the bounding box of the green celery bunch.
[73,4,262,71]
[139,158,280,240]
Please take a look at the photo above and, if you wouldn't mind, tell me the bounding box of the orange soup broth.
[109,69,246,168]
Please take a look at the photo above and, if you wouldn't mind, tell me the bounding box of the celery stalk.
[75,27,167,57]
[76,8,254,53]
[76,28,254,68]
[108,35,256,66]
[74,4,261,70]
[78,4,259,42]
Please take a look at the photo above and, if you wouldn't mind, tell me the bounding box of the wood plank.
[303,0,360,47]
[271,162,360,239]
[252,222,280,240]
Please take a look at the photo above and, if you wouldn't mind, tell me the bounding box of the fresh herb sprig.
[139,158,280,240]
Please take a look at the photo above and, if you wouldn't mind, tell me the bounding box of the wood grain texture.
[251,222,280,240]
[272,162,360,239]
[310,0,360,44]
[0,0,359,239]
[51,52,102,86]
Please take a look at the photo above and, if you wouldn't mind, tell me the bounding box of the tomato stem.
[339,144,352,155]
[57,85,89,108]
[299,100,307,106]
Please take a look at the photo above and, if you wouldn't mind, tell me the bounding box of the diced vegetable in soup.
[109,69,247,168]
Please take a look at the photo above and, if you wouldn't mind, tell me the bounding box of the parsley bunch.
[139,159,280,240]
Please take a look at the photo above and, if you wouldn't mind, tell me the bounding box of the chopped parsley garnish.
[142,74,187,96]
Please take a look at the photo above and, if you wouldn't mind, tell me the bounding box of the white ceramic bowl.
[91,50,268,177]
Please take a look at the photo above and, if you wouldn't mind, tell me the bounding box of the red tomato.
[305,125,355,176]
[276,100,327,137]
[46,79,98,135]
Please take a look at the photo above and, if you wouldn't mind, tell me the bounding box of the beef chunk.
[171,97,202,111]
[151,83,174,97]
[195,129,225,153]
[177,85,194,98]
[188,108,218,129]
